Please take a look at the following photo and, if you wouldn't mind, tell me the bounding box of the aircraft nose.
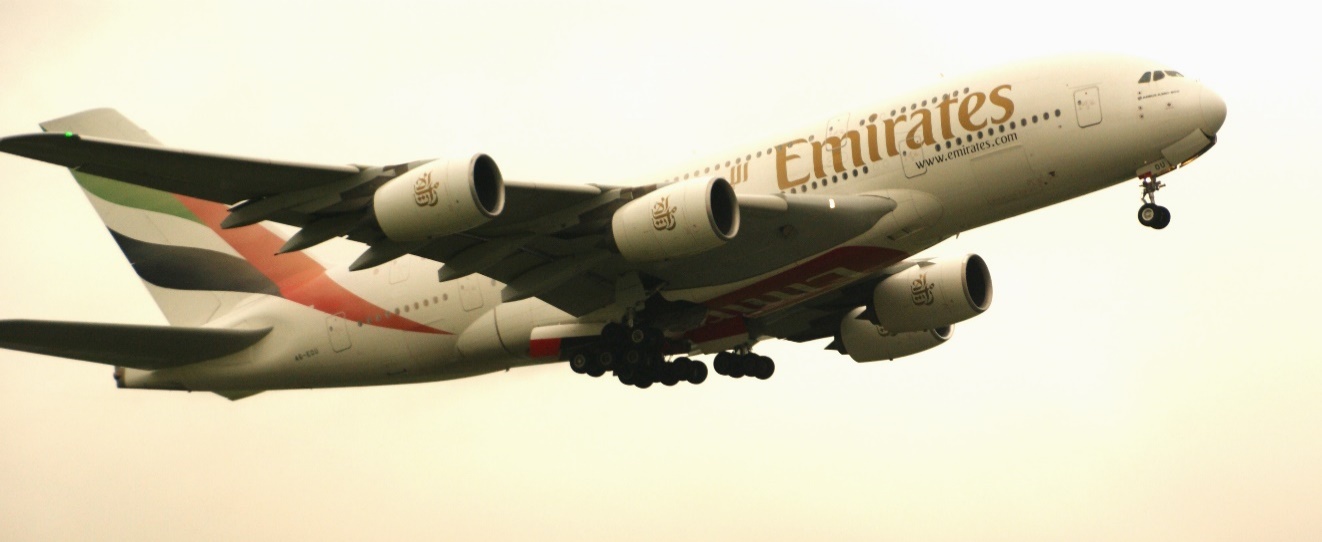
[1200,84,1227,135]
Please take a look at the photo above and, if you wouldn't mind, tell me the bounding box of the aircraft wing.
[1,109,896,317]
[0,320,272,370]
[0,132,359,203]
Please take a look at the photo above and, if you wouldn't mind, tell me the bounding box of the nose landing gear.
[1138,177,1171,230]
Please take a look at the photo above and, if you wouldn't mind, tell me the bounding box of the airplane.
[0,54,1226,400]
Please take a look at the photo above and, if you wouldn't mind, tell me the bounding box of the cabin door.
[1074,86,1102,127]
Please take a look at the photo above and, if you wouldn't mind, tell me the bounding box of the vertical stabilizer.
[37,109,275,326]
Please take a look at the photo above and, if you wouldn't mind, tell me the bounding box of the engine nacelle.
[872,254,992,333]
[838,307,952,362]
[611,177,739,262]
[373,155,504,242]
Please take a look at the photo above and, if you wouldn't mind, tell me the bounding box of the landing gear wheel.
[1138,203,1159,226]
[1138,177,1172,230]
[1138,203,1171,229]
[687,361,708,385]
[1153,206,1171,229]
[754,356,775,380]
[728,356,746,378]
[660,368,680,387]
[586,363,605,378]
[628,328,648,346]
[616,365,636,385]
[714,352,733,375]
[570,353,589,374]
[624,348,644,365]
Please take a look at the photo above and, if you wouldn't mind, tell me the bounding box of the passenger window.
[1139,72,1152,83]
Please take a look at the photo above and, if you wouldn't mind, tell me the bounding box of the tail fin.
[37,109,278,326]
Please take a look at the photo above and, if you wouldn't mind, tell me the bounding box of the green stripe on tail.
[72,171,203,225]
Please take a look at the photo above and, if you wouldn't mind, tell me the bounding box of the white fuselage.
[121,54,1224,393]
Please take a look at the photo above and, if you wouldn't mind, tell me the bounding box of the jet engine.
[871,254,992,332]
[373,155,504,242]
[838,307,952,362]
[611,177,739,262]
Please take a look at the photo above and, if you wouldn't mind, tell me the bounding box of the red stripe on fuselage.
[528,338,561,359]
[684,316,748,344]
[701,246,907,319]
[175,196,449,335]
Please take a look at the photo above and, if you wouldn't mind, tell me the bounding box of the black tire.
[661,367,679,386]
[687,361,709,385]
[624,348,643,365]
[586,363,605,378]
[713,352,731,375]
[1152,206,1171,229]
[728,355,746,378]
[597,350,615,368]
[617,367,636,386]
[755,356,775,380]
[628,327,648,345]
[570,353,589,374]
[1138,203,1160,227]
[635,374,653,389]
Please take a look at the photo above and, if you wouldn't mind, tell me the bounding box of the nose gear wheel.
[1137,177,1171,229]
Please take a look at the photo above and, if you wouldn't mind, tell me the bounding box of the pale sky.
[1,1,1319,540]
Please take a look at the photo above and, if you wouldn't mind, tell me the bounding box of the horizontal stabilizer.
[0,319,271,370]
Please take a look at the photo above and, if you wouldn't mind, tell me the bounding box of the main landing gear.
[567,323,776,389]
[712,350,775,380]
[568,323,708,389]
[1138,177,1171,230]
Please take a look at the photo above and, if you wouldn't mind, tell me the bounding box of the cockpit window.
[1165,70,1183,77]
[1153,71,1166,81]
[1139,71,1152,83]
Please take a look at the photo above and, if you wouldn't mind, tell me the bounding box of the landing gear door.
[1074,86,1102,127]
